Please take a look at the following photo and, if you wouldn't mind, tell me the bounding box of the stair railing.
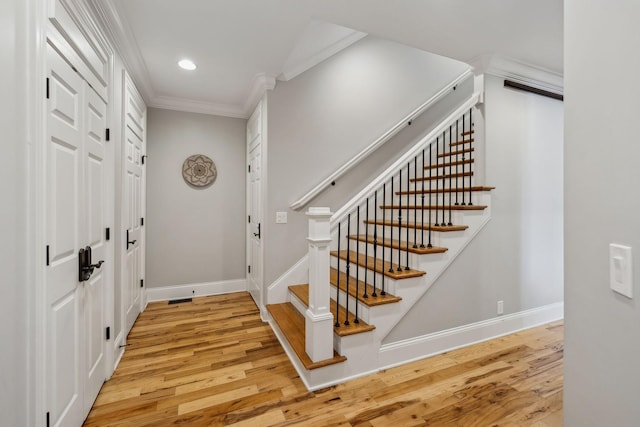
[327,95,479,328]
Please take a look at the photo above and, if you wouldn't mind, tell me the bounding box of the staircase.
[267,94,495,390]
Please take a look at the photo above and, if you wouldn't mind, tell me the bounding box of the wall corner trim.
[378,302,564,370]
[146,278,247,303]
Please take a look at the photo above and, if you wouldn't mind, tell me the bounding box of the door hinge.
[46,411,50,427]
[248,164,251,173]
[106,326,110,340]
[140,279,144,288]
[248,265,251,274]
[105,128,110,141]
[248,215,250,223]
[141,155,146,165]
[46,78,50,99]
[106,227,110,241]
[46,245,50,266]
[140,217,144,226]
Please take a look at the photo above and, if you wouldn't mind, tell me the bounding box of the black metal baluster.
[434,136,440,226]
[367,193,373,299]
[468,108,473,206]
[345,214,351,326]
[388,177,394,274]
[397,169,402,272]
[405,163,410,270]
[335,222,341,327]
[378,185,383,297]
[428,143,433,248]
[441,131,446,227]
[413,157,418,248]
[356,197,368,298]
[354,206,360,324]
[448,125,453,226]
[461,113,467,205]
[420,149,425,248]
[455,119,459,206]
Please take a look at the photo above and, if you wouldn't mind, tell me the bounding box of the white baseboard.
[146,278,247,302]
[378,302,564,370]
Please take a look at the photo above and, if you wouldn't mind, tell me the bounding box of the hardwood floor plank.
[85,292,564,426]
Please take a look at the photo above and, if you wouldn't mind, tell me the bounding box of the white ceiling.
[98,0,563,118]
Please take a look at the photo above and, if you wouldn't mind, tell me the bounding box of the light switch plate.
[276,211,287,224]
[610,244,633,299]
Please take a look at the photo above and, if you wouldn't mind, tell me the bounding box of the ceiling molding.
[278,30,367,82]
[243,73,277,118]
[149,96,248,119]
[84,0,155,103]
[470,54,563,95]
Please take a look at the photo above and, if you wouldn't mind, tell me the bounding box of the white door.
[83,84,108,413]
[247,102,263,312]
[122,75,145,336]
[45,44,108,426]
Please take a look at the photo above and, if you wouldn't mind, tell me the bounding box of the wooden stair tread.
[396,186,495,195]
[380,204,487,211]
[329,268,402,307]
[461,129,475,136]
[450,138,474,147]
[425,158,474,170]
[410,171,473,182]
[348,234,448,255]
[438,147,474,157]
[364,219,468,232]
[331,250,426,280]
[289,284,376,337]
[266,303,347,370]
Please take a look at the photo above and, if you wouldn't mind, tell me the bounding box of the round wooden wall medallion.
[182,154,217,188]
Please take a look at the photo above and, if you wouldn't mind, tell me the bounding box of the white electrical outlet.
[497,300,504,315]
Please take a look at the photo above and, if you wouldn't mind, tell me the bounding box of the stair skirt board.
[268,301,563,391]
[378,302,564,369]
[145,278,247,302]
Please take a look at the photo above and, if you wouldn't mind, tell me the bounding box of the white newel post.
[305,207,334,362]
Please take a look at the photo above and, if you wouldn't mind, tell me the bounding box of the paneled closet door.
[45,43,108,426]
[123,73,145,336]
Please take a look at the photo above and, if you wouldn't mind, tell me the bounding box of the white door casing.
[247,98,265,315]
[122,72,146,337]
[45,43,108,426]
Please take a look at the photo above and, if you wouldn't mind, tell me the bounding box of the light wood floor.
[84,292,563,426]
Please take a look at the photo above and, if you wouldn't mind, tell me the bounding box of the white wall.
[0,0,28,424]
[146,108,246,288]
[384,74,564,343]
[564,1,640,425]
[266,36,470,285]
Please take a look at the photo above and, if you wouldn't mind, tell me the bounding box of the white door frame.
[246,95,268,319]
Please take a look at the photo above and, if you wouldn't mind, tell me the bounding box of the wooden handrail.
[289,69,473,211]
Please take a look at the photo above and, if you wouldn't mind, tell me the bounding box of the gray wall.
[146,108,246,287]
[0,0,28,424]
[384,74,564,343]
[266,36,470,285]
[564,1,640,425]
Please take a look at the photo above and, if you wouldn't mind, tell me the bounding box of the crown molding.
[470,54,563,95]
[84,0,155,103]
[148,96,248,119]
[278,30,367,82]
[243,73,277,117]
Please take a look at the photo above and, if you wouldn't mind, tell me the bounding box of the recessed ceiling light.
[178,59,197,71]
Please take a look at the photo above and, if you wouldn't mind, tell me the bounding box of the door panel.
[46,43,84,427]
[122,74,145,336]
[83,85,107,415]
[247,102,263,312]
